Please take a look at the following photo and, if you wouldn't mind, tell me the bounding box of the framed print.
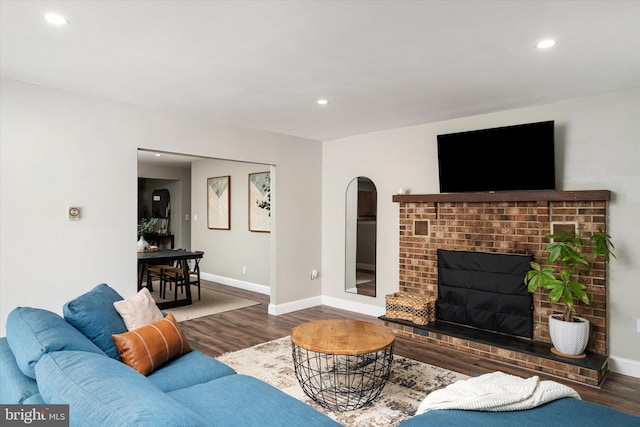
[207,176,230,230]
[249,171,270,232]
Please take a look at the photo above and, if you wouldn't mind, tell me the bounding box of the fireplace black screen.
[437,249,533,338]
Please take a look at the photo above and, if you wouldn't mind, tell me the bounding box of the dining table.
[137,249,204,309]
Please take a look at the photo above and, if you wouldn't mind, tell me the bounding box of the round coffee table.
[290,319,395,411]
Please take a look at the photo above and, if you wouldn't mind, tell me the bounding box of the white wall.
[0,78,323,335]
[322,90,640,376]
[2,77,637,376]
[191,159,271,289]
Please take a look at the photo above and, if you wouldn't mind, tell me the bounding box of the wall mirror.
[345,177,377,297]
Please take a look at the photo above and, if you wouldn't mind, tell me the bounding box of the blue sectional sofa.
[397,397,640,426]
[0,284,340,427]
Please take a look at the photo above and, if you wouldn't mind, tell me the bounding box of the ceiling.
[137,149,208,168]
[2,0,639,146]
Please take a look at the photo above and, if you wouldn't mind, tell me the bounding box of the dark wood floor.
[180,281,640,417]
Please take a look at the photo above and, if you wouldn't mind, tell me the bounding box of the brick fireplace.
[383,190,611,387]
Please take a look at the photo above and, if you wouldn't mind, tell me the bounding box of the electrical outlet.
[242,266,247,275]
[310,270,318,280]
[185,214,189,221]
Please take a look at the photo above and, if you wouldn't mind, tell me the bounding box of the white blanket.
[416,371,581,414]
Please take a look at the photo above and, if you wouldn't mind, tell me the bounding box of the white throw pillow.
[113,288,163,331]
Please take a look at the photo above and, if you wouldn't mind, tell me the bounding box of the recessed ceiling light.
[536,39,556,49]
[154,153,162,157]
[317,99,329,105]
[43,13,69,26]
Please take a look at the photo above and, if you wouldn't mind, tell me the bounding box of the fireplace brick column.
[393,191,610,356]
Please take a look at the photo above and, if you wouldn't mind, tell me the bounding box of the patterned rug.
[217,336,468,426]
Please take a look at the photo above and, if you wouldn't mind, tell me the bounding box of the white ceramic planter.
[548,314,590,356]
[137,235,149,251]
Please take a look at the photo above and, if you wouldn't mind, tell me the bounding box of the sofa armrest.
[0,337,39,404]
[6,307,105,379]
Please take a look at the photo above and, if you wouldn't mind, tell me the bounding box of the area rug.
[217,336,469,426]
[149,285,259,322]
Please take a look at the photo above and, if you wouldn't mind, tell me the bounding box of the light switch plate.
[68,206,81,220]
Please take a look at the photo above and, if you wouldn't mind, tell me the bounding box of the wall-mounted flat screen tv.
[437,120,555,193]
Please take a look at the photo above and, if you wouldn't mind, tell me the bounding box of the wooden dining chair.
[146,264,173,296]
[165,253,202,301]
[187,252,202,300]
[158,265,186,301]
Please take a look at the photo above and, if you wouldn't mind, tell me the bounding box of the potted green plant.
[525,227,615,357]
[137,217,158,251]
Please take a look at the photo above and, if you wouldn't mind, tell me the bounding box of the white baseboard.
[267,295,385,318]
[201,272,384,319]
[201,272,270,295]
[201,272,308,315]
[201,272,326,316]
[268,296,323,316]
[609,355,640,379]
[321,295,386,318]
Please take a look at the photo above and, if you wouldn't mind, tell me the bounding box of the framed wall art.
[207,176,230,230]
[248,171,270,232]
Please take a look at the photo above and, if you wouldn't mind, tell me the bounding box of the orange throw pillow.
[112,313,191,375]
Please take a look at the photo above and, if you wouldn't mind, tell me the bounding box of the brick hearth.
[388,190,611,387]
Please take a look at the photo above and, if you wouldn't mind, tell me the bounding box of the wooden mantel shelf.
[392,190,611,204]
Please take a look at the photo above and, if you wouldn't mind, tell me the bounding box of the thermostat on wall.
[68,206,81,220]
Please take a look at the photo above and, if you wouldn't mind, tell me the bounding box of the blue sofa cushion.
[0,337,39,403]
[5,307,105,379]
[63,283,127,360]
[397,397,640,427]
[36,350,211,427]
[22,393,45,404]
[147,349,236,392]
[169,374,342,427]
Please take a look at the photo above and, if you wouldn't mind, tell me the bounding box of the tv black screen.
[437,120,555,193]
